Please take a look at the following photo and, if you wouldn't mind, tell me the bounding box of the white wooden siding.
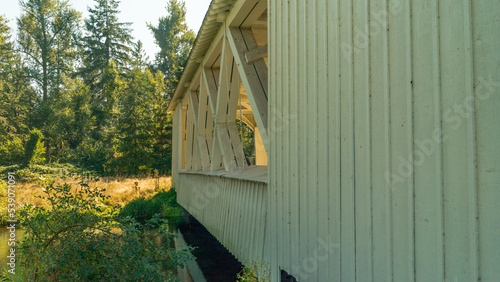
[177,172,268,266]
[268,0,500,281]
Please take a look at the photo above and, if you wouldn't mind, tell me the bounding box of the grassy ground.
[0,165,172,226]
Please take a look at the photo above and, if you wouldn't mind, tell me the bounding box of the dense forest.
[0,0,195,176]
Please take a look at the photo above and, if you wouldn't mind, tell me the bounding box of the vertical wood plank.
[439,1,472,279]
[317,0,329,280]
[267,0,279,277]
[339,0,356,280]
[297,0,309,279]
[352,0,373,281]
[288,0,300,277]
[388,0,414,280]
[472,0,500,280]
[412,0,445,280]
[369,0,393,280]
[186,100,195,170]
[328,0,342,280]
[462,0,479,279]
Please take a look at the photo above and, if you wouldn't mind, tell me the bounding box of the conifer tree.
[83,0,132,89]
[148,0,195,96]
[0,15,35,143]
[17,0,81,104]
[82,0,132,145]
[17,0,81,159]
[130,40,149,70]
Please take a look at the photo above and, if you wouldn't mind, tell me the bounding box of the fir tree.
[148,0,195,96]
[83,0,133,89]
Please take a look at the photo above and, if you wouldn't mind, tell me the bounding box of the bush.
[237,260,271,282]
[6,182,192,281]
[0,137,24,166]
[120,189,185,225]
[22,129,45,167]
[0,163,86,182]
[0,179,8,226]
[73,138,114,175]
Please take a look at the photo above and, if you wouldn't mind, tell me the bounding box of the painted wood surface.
[170,0,499,281]
[177,172,268,266]
[268,0,500,281]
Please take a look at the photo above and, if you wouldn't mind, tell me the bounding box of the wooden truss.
[183,25,269,172]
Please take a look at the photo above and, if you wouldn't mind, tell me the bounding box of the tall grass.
[0,174,172,226]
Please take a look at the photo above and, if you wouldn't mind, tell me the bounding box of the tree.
[151,71,173,174]
[82,0,133,150]
[130,40,149,70]
[83,0,133,90]
[0,15,19,138]
[17,0,81,104]
[116,68,156,174]
[0,15,36,165]
[147,0,195,175]
[17,0,81,159]
[46,76,92,161]
[22,128,46,167]
[148,0,195,96]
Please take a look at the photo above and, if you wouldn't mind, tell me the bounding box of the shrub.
[0,163,86,182]
[7,182,192,281]
[237,260,271,282]
[22,129,45,167]
[120,189,185,226]
[0,137,24,166]
[73,138,114,175]
[0,179,8,226]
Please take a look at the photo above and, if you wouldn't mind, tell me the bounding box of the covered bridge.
[168,0,500,280]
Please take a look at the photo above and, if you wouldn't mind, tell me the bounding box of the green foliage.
[237,260,271,282]
[46,76,92,161]
[130,40,150,70]
[22,129,45,167]
[9,182,192,281]
[17,0,81,162]
[83,0,133,88]
[0,15,35,150]
[148,0,195,95]
[74,138,114,175]
[236,121,256,164]
[17,0,81,103]
[115,69,172,175]
[0,0,197,176]
[0,163,85,185]
[120,189,185,225]
[0,179,9,226]
[0,138,24,166]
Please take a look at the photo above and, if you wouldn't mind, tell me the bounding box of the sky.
[1,0,212,60]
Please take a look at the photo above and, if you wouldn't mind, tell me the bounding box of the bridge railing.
[177,168,268,266]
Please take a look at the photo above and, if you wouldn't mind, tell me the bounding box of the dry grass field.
[16,176,173,207]
[0,175,173,225]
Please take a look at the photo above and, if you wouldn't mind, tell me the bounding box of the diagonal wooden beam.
[196,81,214,170]
[215,122,246,170]
[245,44,268,64]
[189,91,200,128]
[226,122,246,167]
[185,97,196,170]
[210,131,224,171]
[226,27,269,153]
[211,38,246,171]
[203,67,219,115]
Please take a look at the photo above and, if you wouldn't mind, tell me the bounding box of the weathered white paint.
[268,0,500,281]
